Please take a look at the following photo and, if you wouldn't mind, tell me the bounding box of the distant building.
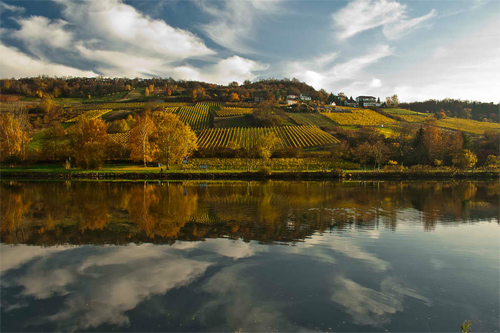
[299,94,311,101]
[330,102,336,106]
[287,94,298,100]
[344,98,357,107]
[286,99,298,105]
[337,92,346,100]
[356,96,381,107]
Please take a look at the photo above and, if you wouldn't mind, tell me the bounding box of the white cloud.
[13,16,72,49]
[202,56,268,85]
[0,1,25,14]
[198,0,282,53]
[333,0,435,40]
[0,43,97,78]
[370,78,382,88]
[383,9,436,39]
[55,0,214,60]
[2,244,211,331]
[287,45,393,92]
[332,276,431,327]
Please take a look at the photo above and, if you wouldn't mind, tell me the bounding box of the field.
[384,108,423,115]
[286,113,337,128]
[177,104,212,131]
[197,126,339,149]
[197,102,223,107]
[396,114,429,123]
[64,109,112,123]
[108,132,130,145]
[214,115,252,128]
[321,108,397,126]
[437,118,500,135]
[80,102,187,110]
[216,107,253,117]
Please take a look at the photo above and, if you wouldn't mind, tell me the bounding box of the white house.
[299,94,311,101]
[286,99,298,105]
[344,98,357,107]
[287,94,298,100]
[356,96,381,107]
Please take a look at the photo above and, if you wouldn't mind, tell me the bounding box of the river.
[1,180,498,332]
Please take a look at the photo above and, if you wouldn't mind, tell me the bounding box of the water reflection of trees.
[1,180,498,245]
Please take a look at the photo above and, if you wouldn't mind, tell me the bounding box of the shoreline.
[1,170,498,180]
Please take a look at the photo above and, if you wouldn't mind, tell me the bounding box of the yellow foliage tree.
[152,112,197,170]
[129,114,156,167]
[68,117,108,169]
[0,113,30,164]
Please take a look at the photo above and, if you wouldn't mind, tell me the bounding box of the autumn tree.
[256,132,280,166]
[152,112,197,170]
[41,122,67,160]
[68,117,108,169]
[386,94,399,107]
[0,113,31,164]
[352,142,373,170]
[229,92,239,101]
[372,140,390,170]
[453,149,477,169]
[129,114,156,167]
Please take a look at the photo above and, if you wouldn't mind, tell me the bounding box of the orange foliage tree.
[68,116,108,169]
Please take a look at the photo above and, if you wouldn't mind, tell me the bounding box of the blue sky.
[0,0,498,102]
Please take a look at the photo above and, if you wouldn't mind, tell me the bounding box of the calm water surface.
[1,180,499,332]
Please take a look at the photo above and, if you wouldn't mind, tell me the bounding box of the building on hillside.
[330,102,336,106]
[344,98,357,107]
[286,99,298,105]
[356,96,381,107]
[287,94,298,100]
[299,94,311,101]
[337,92,346,100]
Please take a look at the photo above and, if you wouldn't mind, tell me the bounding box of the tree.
[256,132,280,165]
[422,117,443,164]
[229,92,239,101]
[68,117,108,169]
[0,113,30,164]
[145,87,150,97]
[39,96,55,114]
[372,140,390,170]
[386,94,399,107]
[352,142,373,170]
[129,114,156,167]
[41,122,67,160]
[152,112,197,170]
[453,149,477,169]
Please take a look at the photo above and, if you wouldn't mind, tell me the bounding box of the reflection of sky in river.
[1,220,498,332]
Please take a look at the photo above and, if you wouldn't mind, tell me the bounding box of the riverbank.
[1,168,498,180]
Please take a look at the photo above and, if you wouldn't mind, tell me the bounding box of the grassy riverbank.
[1,164,498,180]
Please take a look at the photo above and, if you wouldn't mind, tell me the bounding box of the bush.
[258,166,272,176]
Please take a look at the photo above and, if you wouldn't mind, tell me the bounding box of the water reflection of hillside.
[1,180,498,245]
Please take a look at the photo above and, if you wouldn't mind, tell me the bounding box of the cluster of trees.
[1,77,134,99]
[333,117,499,170]
[0,111,198,169]
[399,98,499,123]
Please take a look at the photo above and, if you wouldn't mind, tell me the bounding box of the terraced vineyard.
[216,107,253,117]
[81,102,187,110]
[177,104,212,131]
[108,132,130,145]
[437,118,500,135]
[64,109,112,123]
[196,102,223,107]
[197,126,339,149]
[162,106,180,113]
[321,108,397,126]
[396,114,429,123]
[286,113,337,128]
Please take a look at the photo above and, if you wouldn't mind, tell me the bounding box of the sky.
[0,0,499,102]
